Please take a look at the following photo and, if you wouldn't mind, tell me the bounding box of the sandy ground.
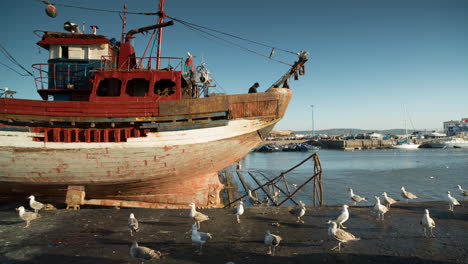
[0,200,467,264]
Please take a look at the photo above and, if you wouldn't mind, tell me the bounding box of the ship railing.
[32,61,101,91]
[100,56,184,72]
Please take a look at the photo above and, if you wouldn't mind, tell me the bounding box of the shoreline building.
[444,118,468,136]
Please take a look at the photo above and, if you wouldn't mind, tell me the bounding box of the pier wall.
[319,139,395,150]
[263,138,427,150]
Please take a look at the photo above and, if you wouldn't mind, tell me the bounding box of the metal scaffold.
[223,153,323,208]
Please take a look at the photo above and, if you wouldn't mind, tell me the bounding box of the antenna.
[119,4,128,43]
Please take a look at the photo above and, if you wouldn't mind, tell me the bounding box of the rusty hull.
[0,88,291,208]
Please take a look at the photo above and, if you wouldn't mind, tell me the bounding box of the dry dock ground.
[0,201,467,264]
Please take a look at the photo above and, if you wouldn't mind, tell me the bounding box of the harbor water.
[239,148,468,206]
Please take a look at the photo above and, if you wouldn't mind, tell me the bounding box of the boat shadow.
[0,220,22,226]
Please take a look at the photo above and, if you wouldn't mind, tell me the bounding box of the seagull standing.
[382,192,397,208]
[447,191,460,212]
[130,241,161,264]
[16,206,39,228]
[272,190,280,203]
[189,203,210,229]
[327,220,360,252]
[332,204,349,229]
[289,201,306,223]
[400,186,418,203]
[456,185,468,200]
[28,195,44,214]
[421,209,436,237]
[235,200,244,223]
[191,223,212,255]
[264,230,282,256]
[373,196,389,220]
[348,188,367,205]
[128,213,139,236]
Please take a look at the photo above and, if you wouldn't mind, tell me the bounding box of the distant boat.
[389,106,420,149]
[389,139,420,149]
[428,138,468,149]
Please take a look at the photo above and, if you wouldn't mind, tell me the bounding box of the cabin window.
[97,78,122,96]
[61,46,69,59]
[154,79,176,97]
[126,78,149,97]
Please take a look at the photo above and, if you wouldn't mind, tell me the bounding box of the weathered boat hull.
[0,88,291,208]
[0,120,273,207]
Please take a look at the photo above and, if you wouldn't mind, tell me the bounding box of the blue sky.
[1,0,467,131]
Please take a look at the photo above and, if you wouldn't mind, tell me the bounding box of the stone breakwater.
[0,201,467,264]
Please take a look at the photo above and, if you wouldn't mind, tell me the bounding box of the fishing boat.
[0,2,308,208]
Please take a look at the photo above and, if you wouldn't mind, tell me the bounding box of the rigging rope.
[173,18,292,66]
[0,61,30,76]
[34,1,303,66]
[167,16,297,56]
[37,1,159,15]
[0,43,34,76]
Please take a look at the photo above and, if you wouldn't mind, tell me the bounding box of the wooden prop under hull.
[0,171,223,209]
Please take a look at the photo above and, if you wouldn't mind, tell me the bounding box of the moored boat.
[0,2,308,208]
[427,138,468,149]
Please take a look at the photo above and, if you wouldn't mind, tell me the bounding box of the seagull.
[327,220,360,252]
[16,206,39,228]
[447,191,460,212]
[289,201,306,223]
[421,209,435,238]
[456,185,468,200]
[189,203,210,229]
[332,204,349,229]
[130,241,161,264]
[235,200,244,223]
[28,195,44,214]
[373,196,389,220]
[382,192,397,208]
[191,223,212,255]
[400,186,418,203]
[264,230,282,256]
[128,213,139,236]
[348,188,367,205]
[272,190,280,203]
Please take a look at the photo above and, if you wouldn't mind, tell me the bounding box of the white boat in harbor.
[429,138,468,149]
[389,106,420,149]
[389,140,420,149]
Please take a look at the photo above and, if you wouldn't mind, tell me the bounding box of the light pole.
[310,105,314,138]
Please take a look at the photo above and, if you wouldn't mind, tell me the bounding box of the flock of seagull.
[12,184,468,262]
[329,185,466,252]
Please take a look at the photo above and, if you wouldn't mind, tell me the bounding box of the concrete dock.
[0,201,467,263]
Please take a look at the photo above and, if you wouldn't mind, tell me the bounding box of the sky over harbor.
[0,0,467,131]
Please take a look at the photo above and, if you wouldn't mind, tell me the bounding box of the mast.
[156,0,166,70]
[119,4,128,44]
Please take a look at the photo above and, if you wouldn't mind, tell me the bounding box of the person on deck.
[185,52,195,81]
[248,82,259,93]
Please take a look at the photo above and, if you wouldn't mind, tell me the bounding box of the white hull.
[0,119,272,184]
[389,143,420,149]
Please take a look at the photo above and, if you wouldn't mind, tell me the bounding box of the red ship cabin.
[33,28,187,103]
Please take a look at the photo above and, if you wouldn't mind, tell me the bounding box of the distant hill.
[294,129,409,136]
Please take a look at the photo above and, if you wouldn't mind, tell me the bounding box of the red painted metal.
[0,98,161,117]
[37,32,108,48]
